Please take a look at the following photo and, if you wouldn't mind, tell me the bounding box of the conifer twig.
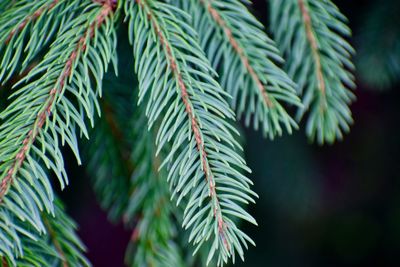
[0,0,115,201]
[136,0,231,250]
[200,0,273,107]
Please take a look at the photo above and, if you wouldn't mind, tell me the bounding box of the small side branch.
[136,0,231,251]
[200,0,273,107]
[0,0,115,201]
[5,0,59,44]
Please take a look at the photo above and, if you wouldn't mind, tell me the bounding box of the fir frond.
[0,0,78,84]
[84,87,132,222]
[0,0,116,260]
[41,200,90,266]
[125,0,257,265]
[124,99,184,267]
[172,0,301,139]
[1,199,89,267]
[270,0,356,143]
[84,79,185,267]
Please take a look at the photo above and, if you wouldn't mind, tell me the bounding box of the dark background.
[60,1,400,266]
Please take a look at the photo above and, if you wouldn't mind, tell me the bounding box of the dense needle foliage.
[0,0,356,266]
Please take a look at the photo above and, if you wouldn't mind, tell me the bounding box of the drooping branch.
[0,0,116,201]
[136,0,231,250]
[174,0,301,139]
[269,0,355,143]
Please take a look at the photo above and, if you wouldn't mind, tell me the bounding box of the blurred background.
[59,0,400,266]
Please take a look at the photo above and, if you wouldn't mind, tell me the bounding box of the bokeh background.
[59,0,400,266]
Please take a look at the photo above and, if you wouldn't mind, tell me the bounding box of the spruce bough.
[0,0,354,266]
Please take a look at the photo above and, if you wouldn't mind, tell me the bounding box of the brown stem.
[200,0,273,108]
[1,257,9,267]
[136,0,230,251]
[298,0,326,96]
[0,0,115,201]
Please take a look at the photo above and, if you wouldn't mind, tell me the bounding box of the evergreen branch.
[0,0,75,84]
[41,201,90,266]
[131,1,228,249]
[1,224,58,267]
[1,200,89,267]
[0,0,116,260]
[43,217,69,267]
[84,83,133,222]
[202,0,273,108]
[124,99,184,267]
[0,0,115,201]
[84,79,185,266]
[270,0,355,143]
[126,0,257,265]
[172,0,301,138]
[4,0,59,44]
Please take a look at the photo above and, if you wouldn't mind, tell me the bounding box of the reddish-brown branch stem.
[136,0,230,251]
[0,1,115,201]
[1,257,9,267]
[5,0,59,44]
[298,0,326,96]
[200,0,273,108]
